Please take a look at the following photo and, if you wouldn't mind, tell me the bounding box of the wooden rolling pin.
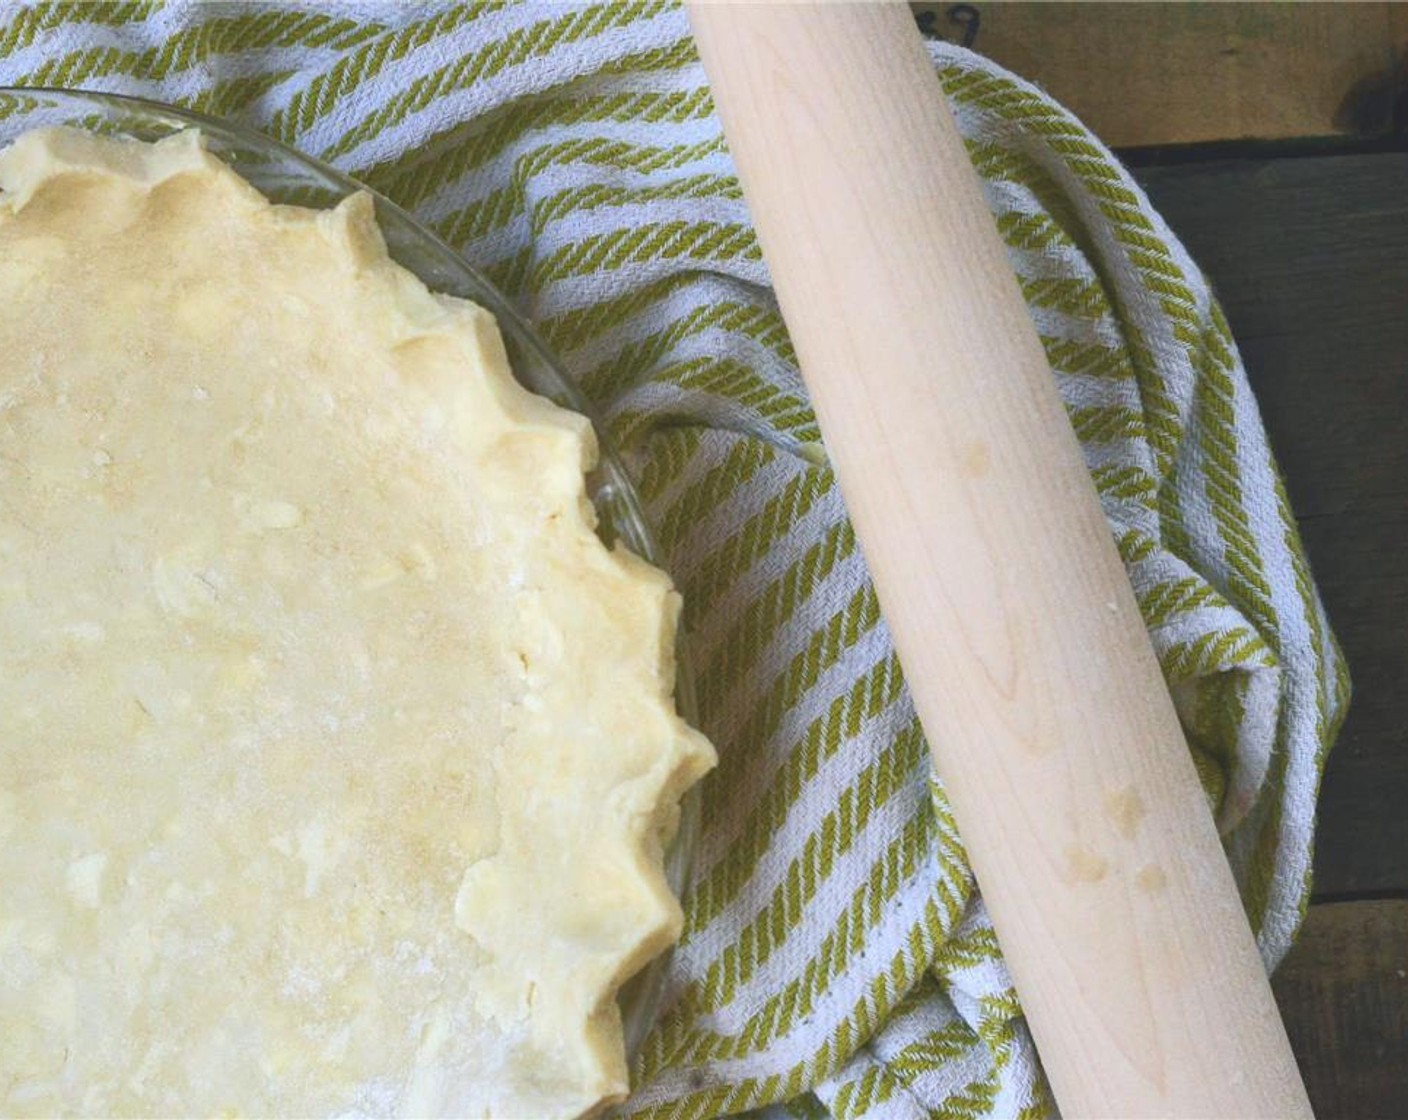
[687,4,1312,1118]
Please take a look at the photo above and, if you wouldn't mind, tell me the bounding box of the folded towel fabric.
[0,3,1348,1117]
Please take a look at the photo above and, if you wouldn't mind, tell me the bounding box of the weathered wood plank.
[1273,900,1408,1118]
[1133,153,1408,900]
[913,2,1408,147]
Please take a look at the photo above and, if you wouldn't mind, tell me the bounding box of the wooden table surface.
[912,4,1408,1115]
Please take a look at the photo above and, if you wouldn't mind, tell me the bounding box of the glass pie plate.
[0,86,699,1065]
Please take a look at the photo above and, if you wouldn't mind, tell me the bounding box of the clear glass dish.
[0,86,698,1063]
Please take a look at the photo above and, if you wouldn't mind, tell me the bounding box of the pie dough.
[0,128,713,1118]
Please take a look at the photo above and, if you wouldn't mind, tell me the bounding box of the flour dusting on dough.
[0,128,714,1119]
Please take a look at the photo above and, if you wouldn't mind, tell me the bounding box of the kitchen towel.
[0,3,1349,1117]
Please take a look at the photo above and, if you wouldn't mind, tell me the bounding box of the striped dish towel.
[0,4,1349,1117]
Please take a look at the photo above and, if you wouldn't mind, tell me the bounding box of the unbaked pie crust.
[0,128,713,1118]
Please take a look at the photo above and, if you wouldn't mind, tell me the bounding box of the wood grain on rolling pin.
[687,4,1311,1117]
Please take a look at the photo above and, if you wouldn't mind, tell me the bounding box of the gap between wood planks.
[911,2,1408,149]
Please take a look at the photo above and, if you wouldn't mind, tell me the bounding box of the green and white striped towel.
[0,3,1349,1117]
